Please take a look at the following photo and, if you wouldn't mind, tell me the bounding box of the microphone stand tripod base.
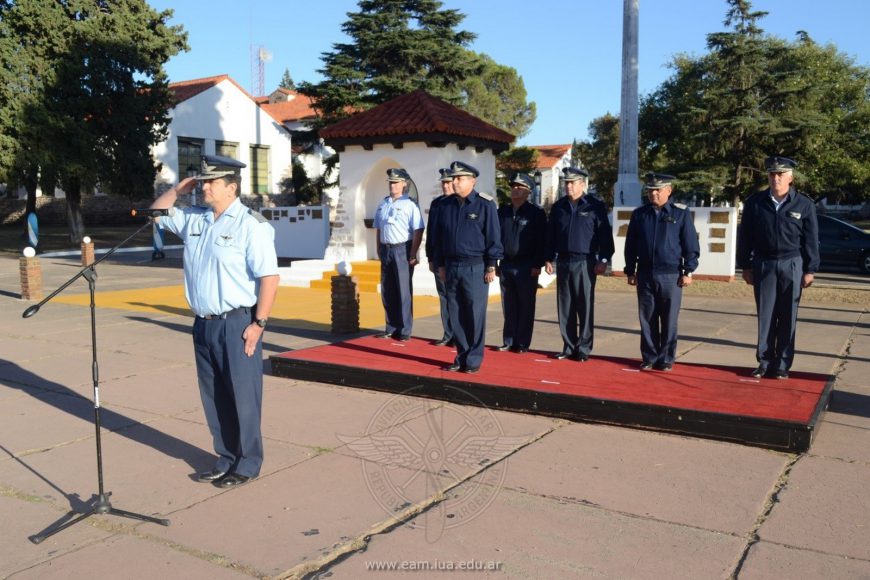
[30,492,170,544]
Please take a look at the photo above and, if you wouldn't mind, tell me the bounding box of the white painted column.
[614,0,642,208]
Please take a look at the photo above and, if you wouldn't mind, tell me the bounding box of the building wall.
[152,79,293,196]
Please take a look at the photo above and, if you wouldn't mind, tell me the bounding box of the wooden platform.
[271,336,834,452]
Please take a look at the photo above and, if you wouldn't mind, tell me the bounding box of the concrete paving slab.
[10,533,254,580]
[810,419,870,464]
[500,422,788,534]
[758,455,870,560]
[0,494,112,577]
[2,416,312,520]
[96,366,201,418]
[148,451,451,577]
[0,390,157,457]
[739,540,870,580]
[325,485,744,579]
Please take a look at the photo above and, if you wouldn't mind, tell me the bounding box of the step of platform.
[310,260,382,292]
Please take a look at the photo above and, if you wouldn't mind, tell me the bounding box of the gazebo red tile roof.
[531,144,572,169]
[320,90,514,152]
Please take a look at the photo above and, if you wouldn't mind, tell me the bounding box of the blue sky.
[148,0,869,147]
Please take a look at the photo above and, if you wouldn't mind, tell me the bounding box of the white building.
[153,74,293,195]
[530,144,572,208]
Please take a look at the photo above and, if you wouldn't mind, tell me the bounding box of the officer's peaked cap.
[449,161,479,178]
[196,154,246,180]
[643,172,676,189]
[386,167,411,182]
[561,166,589,182]
[765,156,797,173]
[438,167,453,182]
[509,172,535,191]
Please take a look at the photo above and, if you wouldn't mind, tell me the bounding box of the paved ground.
[1,249,868,579]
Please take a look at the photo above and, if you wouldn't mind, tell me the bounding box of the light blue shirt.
[373,195,424,244]
[160,198,279,317]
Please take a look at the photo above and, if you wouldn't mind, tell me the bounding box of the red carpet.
[271,336,833,451]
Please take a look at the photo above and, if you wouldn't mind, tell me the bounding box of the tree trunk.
[65,177,85,243]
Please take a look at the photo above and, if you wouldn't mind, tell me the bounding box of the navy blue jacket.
[737,187,820,273]
[546,195,614,262]
[498,201,547,267]
[432,190,504,268]
[623,201,700,277]
[425,193,450,261]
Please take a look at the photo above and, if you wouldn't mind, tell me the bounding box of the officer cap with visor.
[765,156,797,173]
[386,168,411,182]
[561,167,589,182]
[643,172,676,189]
[509,172,535,191]
[195,154,246,180]
[438,168,453,182]
[449,161,479,178]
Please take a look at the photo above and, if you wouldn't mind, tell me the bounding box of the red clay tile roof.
[259,91,318,124]
[168,74,287,127]
[531,144,573,169]
[320,90,514,150]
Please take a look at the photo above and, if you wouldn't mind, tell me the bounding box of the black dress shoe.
[497,344,512,352]
[463,367,480,374]
[375,332,392,339]
[774,369,789,379]
[655,362,673,372]
[639,362,654,370]
[397,335,411,342]
[554,350,572,360]
[443,363,462,372]
[512,346,529,353]
[751,366,767,379]
[446,339,456,347]
[572,353,589,362]
[196,468,228,483]
[214,473,252,488]
[433,337,452,346]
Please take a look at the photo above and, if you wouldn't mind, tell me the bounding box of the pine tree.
[280,67,296,90]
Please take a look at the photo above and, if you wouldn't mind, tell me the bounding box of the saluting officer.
[425,168,455,346]
[373,168,424,341]
[432,161,503,373]
[149,155,279,488]
[737,156,819,379]
[545,167,615,362]
[497,172,547,353]
[624,173,700,371]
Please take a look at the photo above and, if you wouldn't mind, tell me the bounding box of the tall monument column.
[614,0,642,207]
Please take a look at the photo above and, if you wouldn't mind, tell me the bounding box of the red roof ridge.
[530,144,573,168]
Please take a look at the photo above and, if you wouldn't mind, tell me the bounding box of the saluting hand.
[242,323,264,357]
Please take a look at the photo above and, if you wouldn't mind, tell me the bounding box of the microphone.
[131,207,176,218]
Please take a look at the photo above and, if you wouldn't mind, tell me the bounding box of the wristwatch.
[600,258,608,264]
[255,318,268,328]
[486,267,495,273]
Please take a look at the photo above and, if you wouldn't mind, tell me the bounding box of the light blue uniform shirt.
[160,198,279,317]
[373,195,424,244]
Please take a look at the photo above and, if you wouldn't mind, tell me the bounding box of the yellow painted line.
[53,285,453,331]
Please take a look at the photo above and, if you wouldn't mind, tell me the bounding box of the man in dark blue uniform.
[425,168,455,346]
[737,156,819,379]
[432,161,503,373]
[373,168,424,341]
[497,172,547,353]
[150,155,279,488]
[545,167,614,361]
[624,173,700,371]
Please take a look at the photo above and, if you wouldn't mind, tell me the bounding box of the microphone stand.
[24,219,170,544]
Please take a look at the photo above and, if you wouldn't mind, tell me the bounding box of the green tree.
[495,146,539,204]
[0,0,187,241]
[279,67,296,90]
[640,0,869,203]
[299,0,477,128]
[460,52,536,138]
[575,113,620,206]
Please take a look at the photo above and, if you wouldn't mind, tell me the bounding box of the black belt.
[197,306,251,320]
[382,241,410,248]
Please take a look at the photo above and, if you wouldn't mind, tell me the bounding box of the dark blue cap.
[439,168,453,182]
[509,172,535,191]
[643,172,676,189]
[386,168,410,182]
[561,166,589,182]
[765,156,797,173]
[449,161,479,178]
[196,154,246,180]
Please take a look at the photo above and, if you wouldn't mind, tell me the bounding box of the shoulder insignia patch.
[248,208,268,223]
[674,203,687,210]
[478,192,495,202]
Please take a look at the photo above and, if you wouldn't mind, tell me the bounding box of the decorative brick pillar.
[331,275,360,333]
[81,238,95,266]
[20,256,44,301]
